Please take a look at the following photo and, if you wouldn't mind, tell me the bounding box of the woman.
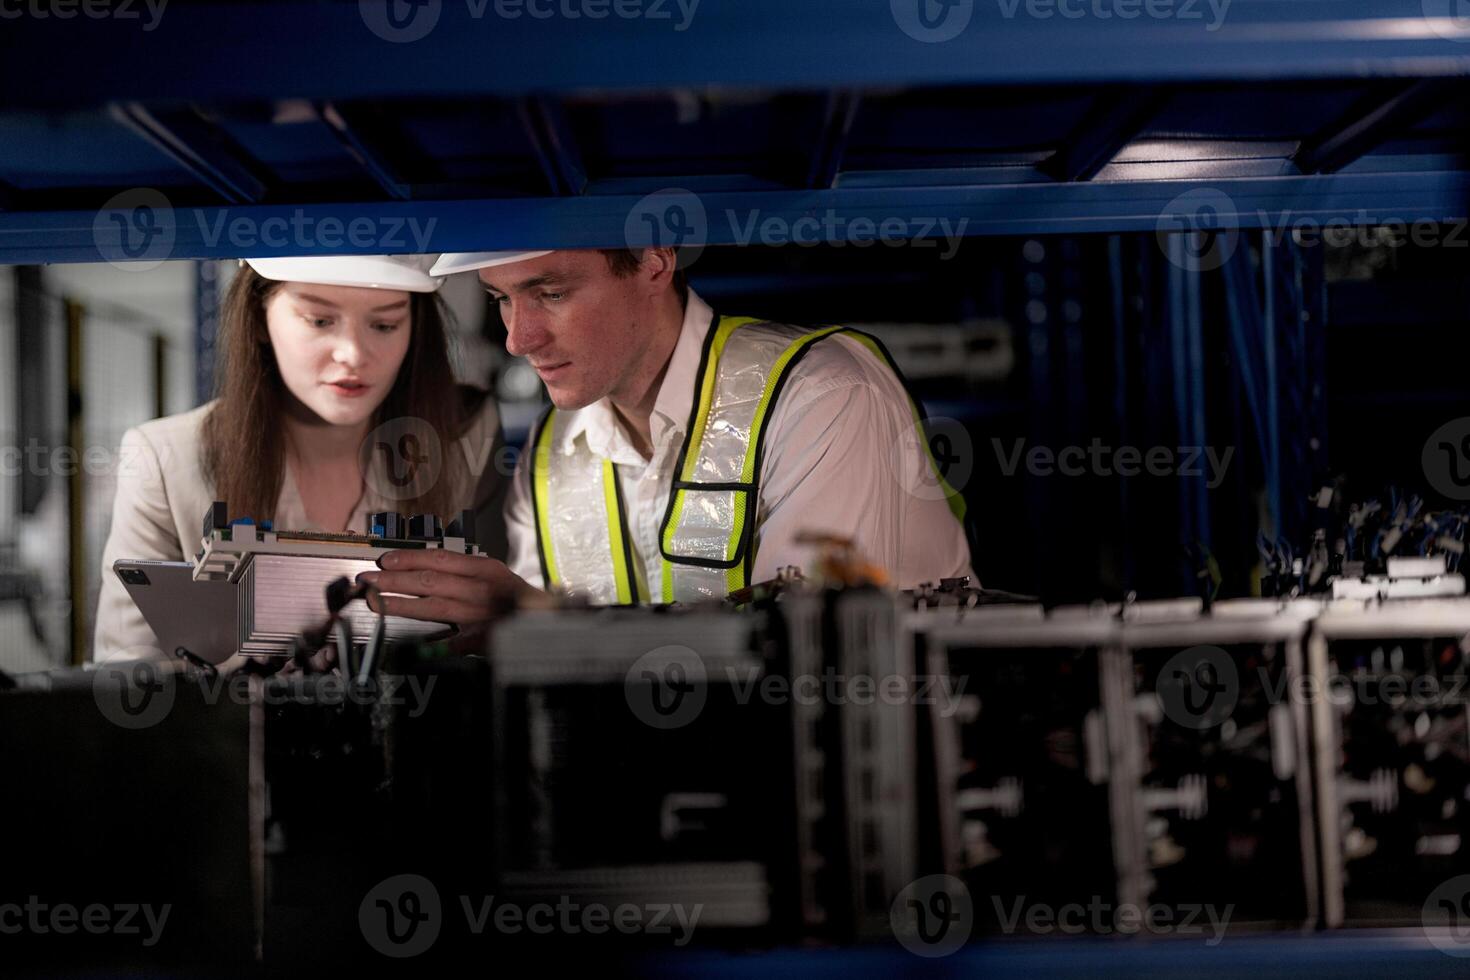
[92,254,509,663]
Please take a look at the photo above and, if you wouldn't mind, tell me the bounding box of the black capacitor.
[408,514,442,540]
[445,509,477,546]
[203,501,229,539]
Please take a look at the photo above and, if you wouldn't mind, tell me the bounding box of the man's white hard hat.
[242,254,443,292]
[428,251,554,276]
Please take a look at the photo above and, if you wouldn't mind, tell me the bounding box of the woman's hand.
[355,550,543,629]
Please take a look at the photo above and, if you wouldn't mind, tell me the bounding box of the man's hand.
[355,550,543,628]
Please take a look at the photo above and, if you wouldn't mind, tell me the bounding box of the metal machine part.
[488,608,789,934]
[1307,600,1470,928]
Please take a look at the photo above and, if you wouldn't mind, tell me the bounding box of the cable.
[357,584,388,685]
[335,619,355,678]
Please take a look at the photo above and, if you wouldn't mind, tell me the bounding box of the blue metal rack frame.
[0,1,1467,262]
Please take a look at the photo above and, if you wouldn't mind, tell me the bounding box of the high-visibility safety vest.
[528,313,967,604]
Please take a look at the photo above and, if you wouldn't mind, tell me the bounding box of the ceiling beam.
[110,102,270,205]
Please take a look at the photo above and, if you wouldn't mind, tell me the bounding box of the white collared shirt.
[505,290,975,595]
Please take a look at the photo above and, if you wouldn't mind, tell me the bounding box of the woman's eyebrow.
[294,292,339,308]
[294,292,408,313]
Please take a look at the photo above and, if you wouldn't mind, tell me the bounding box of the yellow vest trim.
[531,408,561,588]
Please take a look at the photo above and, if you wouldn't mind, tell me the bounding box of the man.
[357,247,972,623]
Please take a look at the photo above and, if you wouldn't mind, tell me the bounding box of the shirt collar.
[552,289,715,462]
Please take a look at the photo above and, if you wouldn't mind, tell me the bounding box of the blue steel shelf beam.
[315,102,412,200]
[3,169,1465,264]
[1043,89,1171,183]
[7,2,1470,106]
[1291,79,1453,175]
[517,98,588,197]
[808,91,862,189]
[108,103,271,205]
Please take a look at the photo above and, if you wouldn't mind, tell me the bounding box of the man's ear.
[642,247,679,293]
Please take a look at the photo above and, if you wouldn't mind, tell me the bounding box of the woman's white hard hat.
[242,254,444,292]
[428,251,554,276]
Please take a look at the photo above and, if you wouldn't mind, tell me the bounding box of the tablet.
[112,559,239,665]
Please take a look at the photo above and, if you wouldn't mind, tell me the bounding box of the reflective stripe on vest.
[530,407,644,605]
[531,312,966,604]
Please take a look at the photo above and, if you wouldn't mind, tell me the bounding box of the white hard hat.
[242,254,443,292]
[429,251,554,276]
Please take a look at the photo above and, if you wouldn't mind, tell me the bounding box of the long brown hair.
[200,266,471,525]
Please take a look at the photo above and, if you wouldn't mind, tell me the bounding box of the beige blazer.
[92,391,508,662]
